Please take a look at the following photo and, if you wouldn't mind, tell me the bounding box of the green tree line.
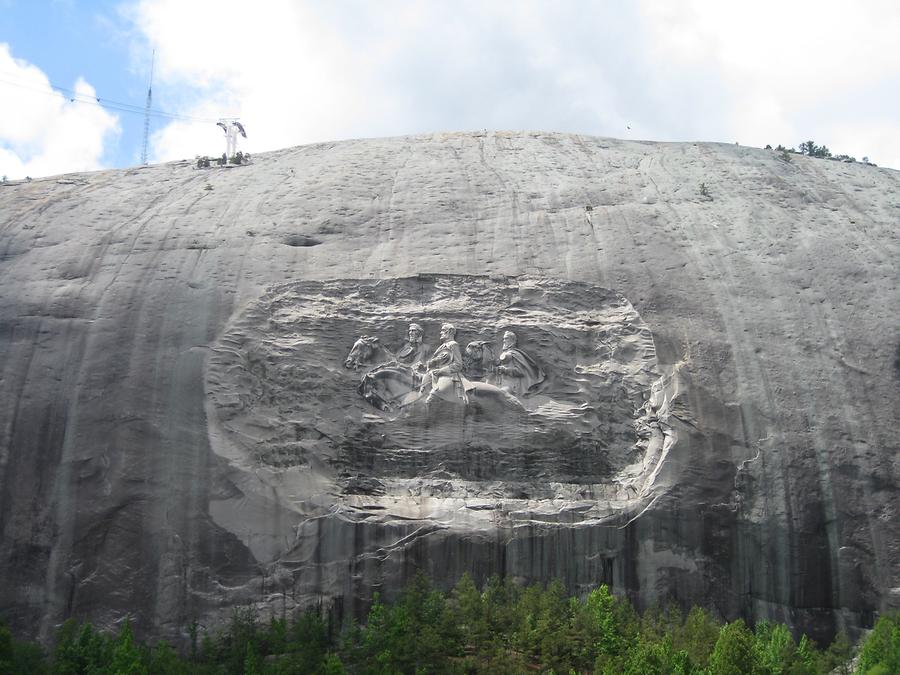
[2,572,898,674]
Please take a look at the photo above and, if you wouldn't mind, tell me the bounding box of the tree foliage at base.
[2,579,897,674]
[856,613,900,675]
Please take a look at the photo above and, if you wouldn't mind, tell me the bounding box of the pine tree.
[110,617,147,675]
[857,613,900,674]
[709,619,755,675]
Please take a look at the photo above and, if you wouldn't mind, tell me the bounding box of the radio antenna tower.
[140,50,155,165]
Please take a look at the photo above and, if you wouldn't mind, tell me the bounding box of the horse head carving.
[344,336,393,370]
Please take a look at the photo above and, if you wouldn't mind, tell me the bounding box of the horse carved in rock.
[344,335,397,371]
[344,336,421,411]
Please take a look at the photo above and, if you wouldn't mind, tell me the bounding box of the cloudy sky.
[2,0,899,179]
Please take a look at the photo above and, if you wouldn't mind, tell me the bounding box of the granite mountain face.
[0,132,897,645]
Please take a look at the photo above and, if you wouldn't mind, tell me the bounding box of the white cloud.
[126,1,900,168]
[0,44,120,179]
[639,0,900,162]
[129,0,371,162]
[4,2,897,178]
[130,1,665,161]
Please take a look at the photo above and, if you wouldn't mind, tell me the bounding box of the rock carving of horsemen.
[344,326,523,414]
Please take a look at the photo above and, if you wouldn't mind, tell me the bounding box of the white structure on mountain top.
[217,120,247,158]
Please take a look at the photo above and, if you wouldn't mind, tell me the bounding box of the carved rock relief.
[345,324,543,413]
[205,275,675,561]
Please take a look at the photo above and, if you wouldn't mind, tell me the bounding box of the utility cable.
[0,71,225,124]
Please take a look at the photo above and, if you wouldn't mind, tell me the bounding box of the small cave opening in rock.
[283,234,322,247]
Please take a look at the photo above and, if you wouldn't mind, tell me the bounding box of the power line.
[0,71,224,124]
[0,74,216,122]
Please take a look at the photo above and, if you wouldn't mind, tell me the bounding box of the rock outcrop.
[0,132,897,646]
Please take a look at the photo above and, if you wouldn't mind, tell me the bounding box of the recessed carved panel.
[205,275,672,557]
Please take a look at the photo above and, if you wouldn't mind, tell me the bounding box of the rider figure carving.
[420,323,467,404]
[395,323,430,368]
[496,330,545,396]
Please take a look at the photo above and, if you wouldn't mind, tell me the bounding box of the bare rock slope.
[0,132,898,645]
